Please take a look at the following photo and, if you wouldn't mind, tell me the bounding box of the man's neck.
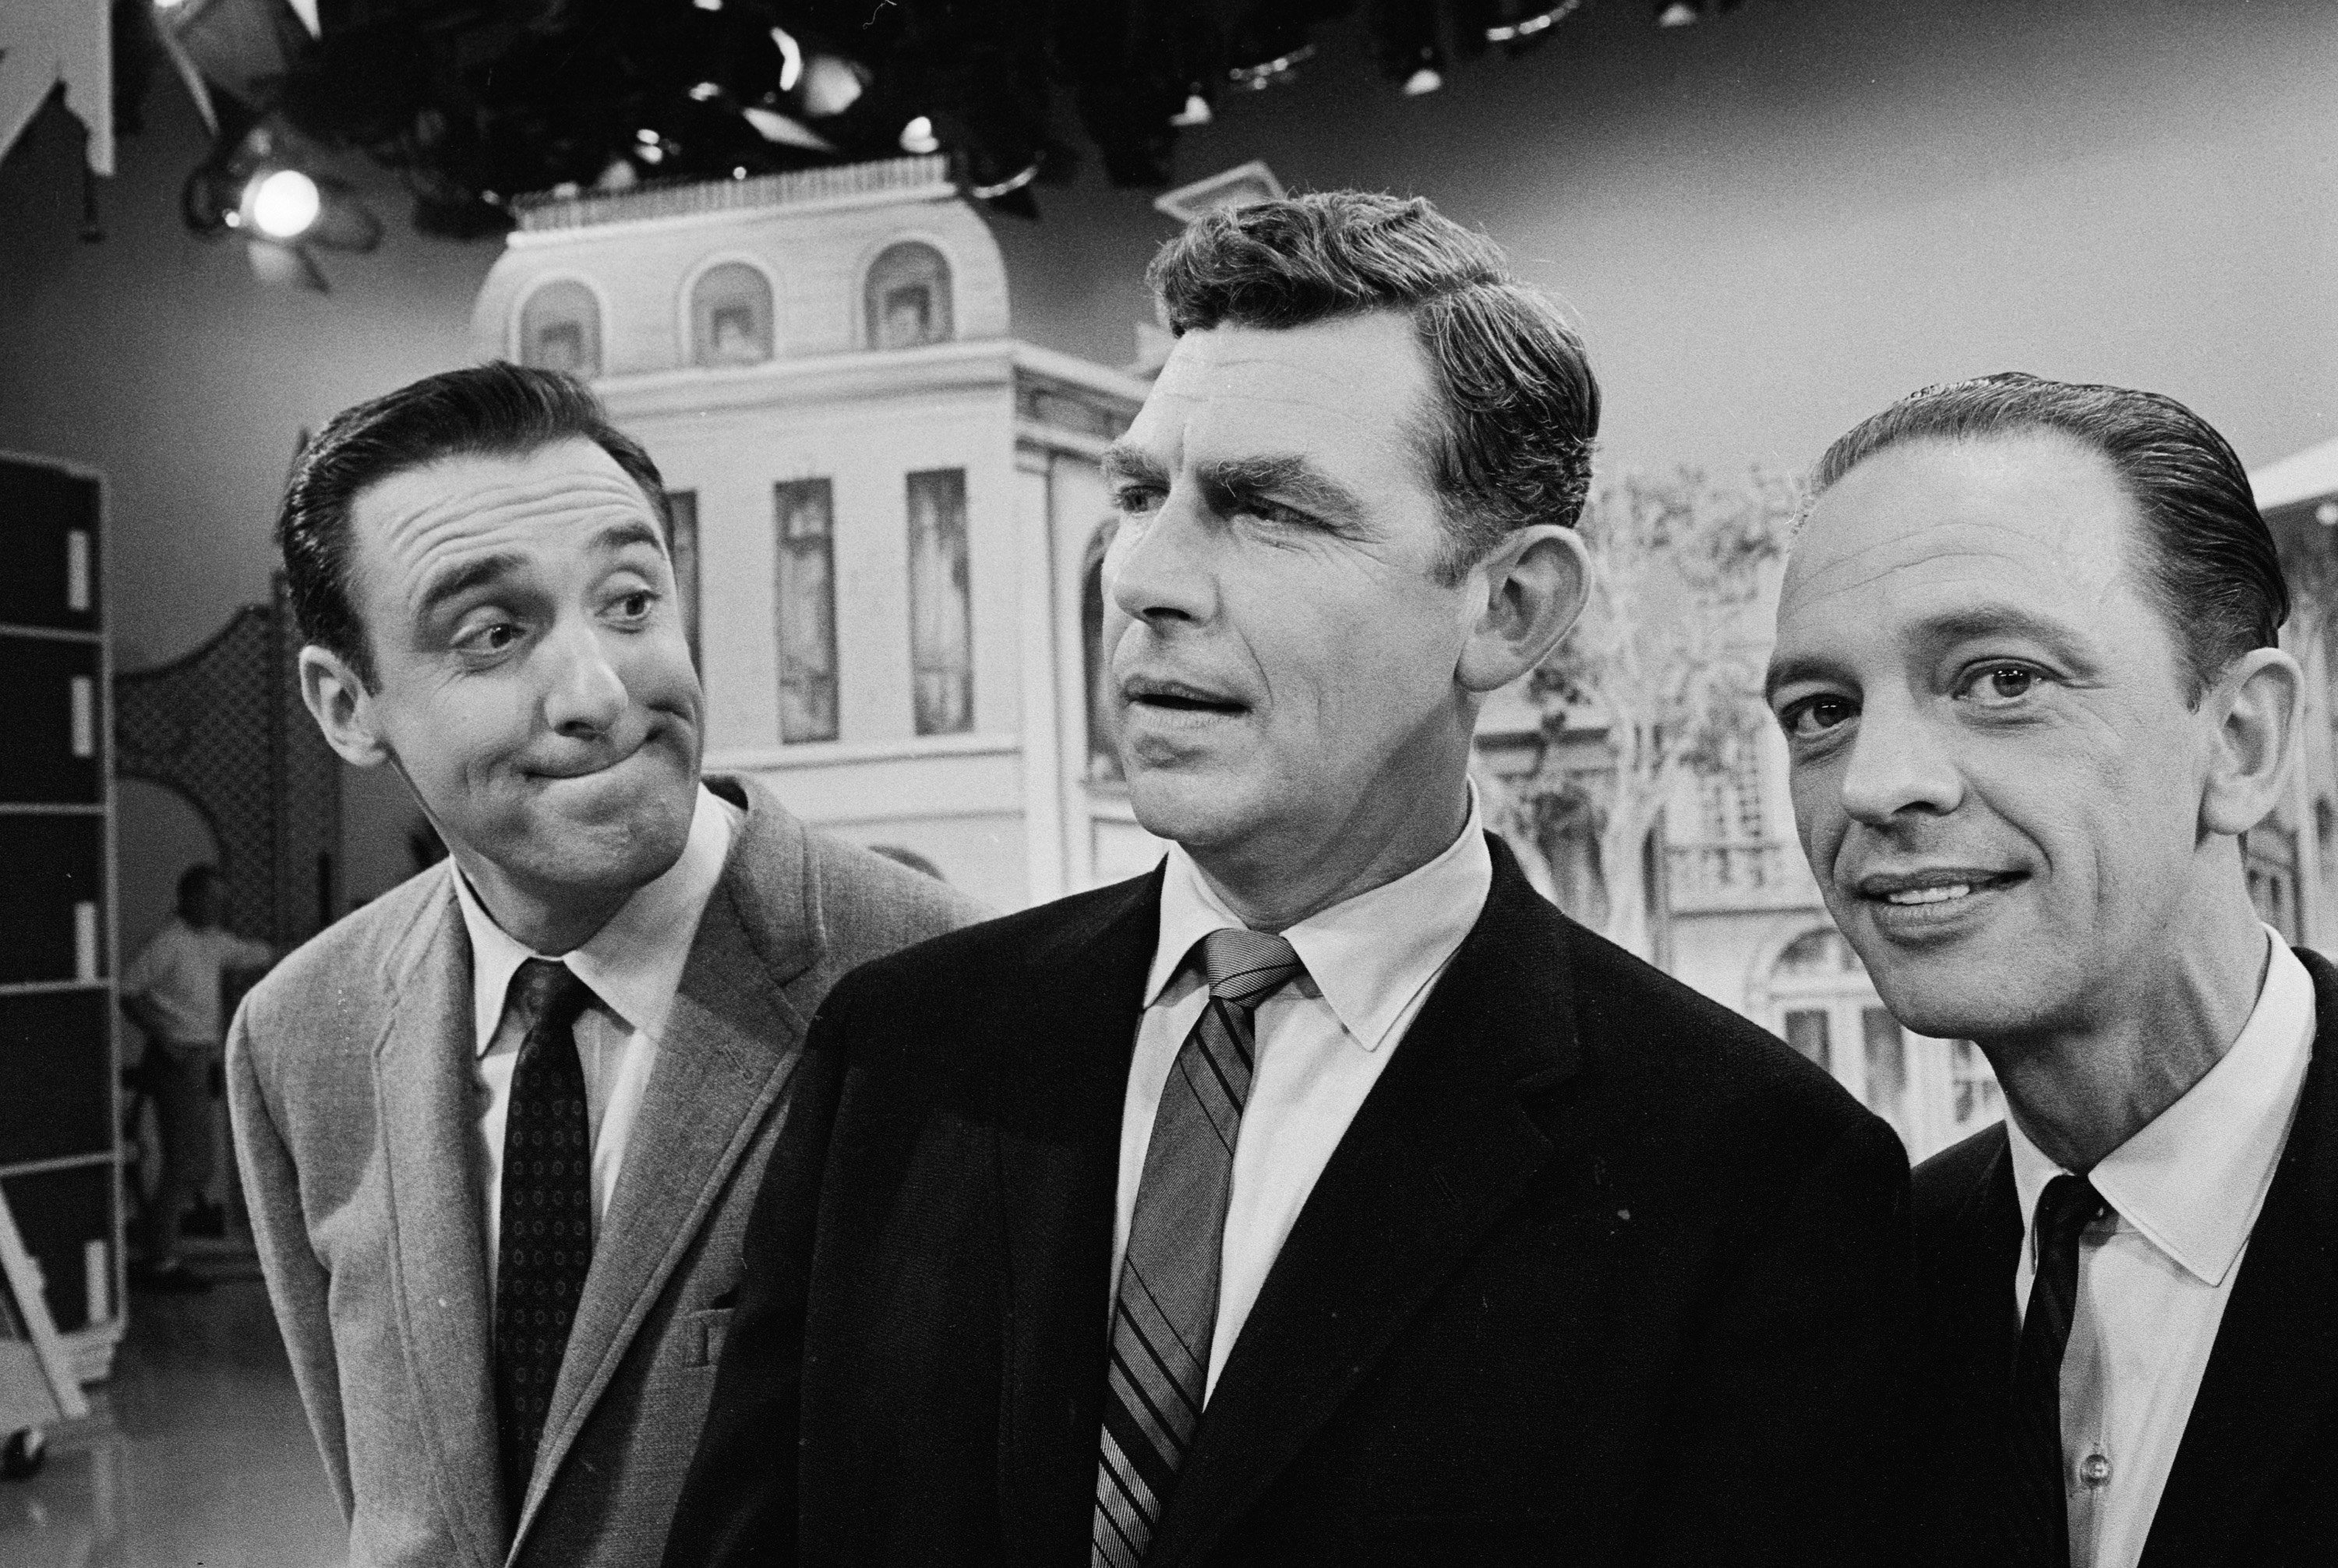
[1986,894,2271,1172]
[452,853,633,956]
[1189,782,1472,934]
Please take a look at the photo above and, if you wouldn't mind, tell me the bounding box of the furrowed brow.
[1100,444,1167,488]
[1196,454,1366,524]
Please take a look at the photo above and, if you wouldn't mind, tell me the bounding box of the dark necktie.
[2009,1172,2109,1568]
[493,958,598,1517]
[1093,928,1306,1568]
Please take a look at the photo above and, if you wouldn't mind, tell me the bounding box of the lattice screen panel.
[113,577,341,948]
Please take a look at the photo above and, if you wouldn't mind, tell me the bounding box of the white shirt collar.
[450,783,741,1054]
[1146,782,1493,1054]
[2008,927,2317,1287]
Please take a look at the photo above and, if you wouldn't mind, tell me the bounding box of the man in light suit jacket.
[228,363,982,1568]
[1768,373,2333,1566]
[666,192,1912,1568]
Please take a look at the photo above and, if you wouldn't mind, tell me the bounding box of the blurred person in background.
[119,862,273,1293]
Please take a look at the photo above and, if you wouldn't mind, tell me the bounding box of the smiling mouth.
[1858,871,2025,908]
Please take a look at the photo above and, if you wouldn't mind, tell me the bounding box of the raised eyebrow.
[592,518,667,559]
[417,552,526,619]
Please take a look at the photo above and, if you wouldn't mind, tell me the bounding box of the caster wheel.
[1,1428,46,1480]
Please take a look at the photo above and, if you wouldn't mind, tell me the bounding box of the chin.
[537,786,695,888]
[1123,768,1257,853]
[1862,963,2037,1047]
[563,821,692,896]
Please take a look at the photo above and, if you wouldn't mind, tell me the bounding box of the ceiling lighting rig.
[119,0,1766,254]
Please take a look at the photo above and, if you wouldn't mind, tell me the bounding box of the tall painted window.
[518,279,602,378]
[906,468,972,735]
[864,242,952,351]
[1081,518,1121,780]
[666,489,701,668]
[690,263,774,366]
[774,480,839,743]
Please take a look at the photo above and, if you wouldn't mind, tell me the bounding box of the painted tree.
[1506,464,1804,960]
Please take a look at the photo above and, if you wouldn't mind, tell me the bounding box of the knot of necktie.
[511,958,595,1041]
[1199,927,1305,1011]
[2034,1173,2109,1263]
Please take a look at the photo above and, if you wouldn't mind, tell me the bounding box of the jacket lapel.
[1146,845,1580,1568]
[994,871,1164,1568]
[2138,949,2338,1568]
[1916,1125,2021,1561]
[511,784,818,1547]
[370,869,509,1568]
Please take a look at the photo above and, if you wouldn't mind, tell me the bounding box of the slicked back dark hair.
[1813,372,2288,700]
[277,362,670,687]
[1147,190,1599,583]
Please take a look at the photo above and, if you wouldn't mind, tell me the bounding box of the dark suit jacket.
[1909,947,2338,1567]
[667,839,1913,1568]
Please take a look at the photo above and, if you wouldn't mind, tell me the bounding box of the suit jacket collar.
[2139,947,2338,1567]
[370,776,819,1566]
[1934,1125,2020,1385]
[372,868,508,1568]
[995,867,1167,1566]
[989,840,1580,1567]
[1145,839,1577,1568]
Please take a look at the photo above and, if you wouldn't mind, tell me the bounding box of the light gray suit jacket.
[228,775,984,1568]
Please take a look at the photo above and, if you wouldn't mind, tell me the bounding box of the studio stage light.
[245,167,320,239]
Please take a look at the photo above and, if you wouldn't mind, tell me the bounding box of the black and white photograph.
[2,1,2336,1563]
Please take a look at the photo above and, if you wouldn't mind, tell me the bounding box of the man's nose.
[1838,696,1964,824]
[1107,495,1217,627]
[540,617,628,737]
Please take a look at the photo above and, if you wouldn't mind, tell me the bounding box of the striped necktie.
[493,957,598,1521]
[1093,927,1305,1568]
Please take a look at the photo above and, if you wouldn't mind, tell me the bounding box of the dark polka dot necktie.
[493,957,598,1518]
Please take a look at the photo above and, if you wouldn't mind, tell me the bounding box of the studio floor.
[0,1267,344,1568]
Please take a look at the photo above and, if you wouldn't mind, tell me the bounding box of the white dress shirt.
[1111,787,1493,1402]
[2007,927,2316,1568]
[452,784,741,1293]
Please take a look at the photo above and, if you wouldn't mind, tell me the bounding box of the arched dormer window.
[518,280,602,378]
[864,242,952,351]
[690,262,774,366]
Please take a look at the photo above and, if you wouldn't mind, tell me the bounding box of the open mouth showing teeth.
[1886,884,1971,906]
[1874,874,2019,906]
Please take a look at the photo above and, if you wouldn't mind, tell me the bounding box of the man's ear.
[2200,645,2304,838]
[298,645,391,768]
[1456,523,1591,694]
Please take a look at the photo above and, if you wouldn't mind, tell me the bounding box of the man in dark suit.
[669,192,1911,1568]
[1768,373,2333,1566]
[231,364,982,1568]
